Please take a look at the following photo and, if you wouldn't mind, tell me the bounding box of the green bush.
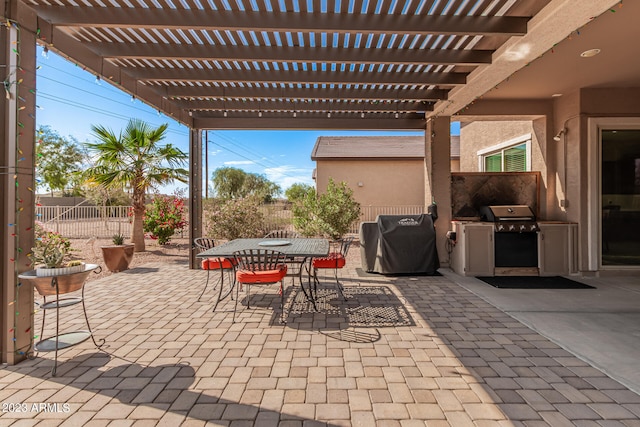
[205,197,265,240]
[292,178,361,240]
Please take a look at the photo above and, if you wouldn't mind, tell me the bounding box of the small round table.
[18,264,104,376]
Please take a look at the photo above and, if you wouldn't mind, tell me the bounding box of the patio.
[2,257,639,425]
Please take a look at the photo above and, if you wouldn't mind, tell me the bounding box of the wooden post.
[1,2,36,364]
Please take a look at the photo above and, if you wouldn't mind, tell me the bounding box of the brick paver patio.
[1,260,639,426]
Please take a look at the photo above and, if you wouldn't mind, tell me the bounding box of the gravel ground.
[69,237,191,282]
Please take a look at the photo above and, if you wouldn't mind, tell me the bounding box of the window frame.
[477,133,532,172]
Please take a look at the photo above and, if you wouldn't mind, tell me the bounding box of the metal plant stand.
[18,264,104,376]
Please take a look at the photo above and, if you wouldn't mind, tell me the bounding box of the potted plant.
[100,233,135,272]
[30,228,85,277]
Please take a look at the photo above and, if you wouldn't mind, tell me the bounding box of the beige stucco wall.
[459,121,544,172]
[315,159,425,206]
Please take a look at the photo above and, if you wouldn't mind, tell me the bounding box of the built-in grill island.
[449,172,578,277]
[479,205,539,270]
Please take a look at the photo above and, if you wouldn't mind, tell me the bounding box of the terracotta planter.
[101,244,135,272]
[19,264,100,296]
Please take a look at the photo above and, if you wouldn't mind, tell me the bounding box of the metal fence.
[36,205,133,238]
[35,204,426,238]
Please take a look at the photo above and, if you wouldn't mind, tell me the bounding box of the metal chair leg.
[334,267,347,300]
[197,270,211,301]
[233,276,240,323]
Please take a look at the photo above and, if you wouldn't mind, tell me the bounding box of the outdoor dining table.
[196,237,330,310]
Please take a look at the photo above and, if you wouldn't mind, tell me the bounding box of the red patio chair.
[194,237,237,310]
[312,237,354,300]
[233,249,288,323]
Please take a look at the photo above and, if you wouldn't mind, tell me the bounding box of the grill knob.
[497,224,504,231]
[509,225,515,231]
[530,224,537,231]
[520,225,526,231]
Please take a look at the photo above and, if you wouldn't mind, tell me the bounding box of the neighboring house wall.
[315,159,424,206]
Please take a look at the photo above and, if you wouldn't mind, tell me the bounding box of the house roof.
[311,135,460,160]
[312,136,425,160]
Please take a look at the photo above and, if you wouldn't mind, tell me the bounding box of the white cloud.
[264,165,315,190]
[223,160,255,166]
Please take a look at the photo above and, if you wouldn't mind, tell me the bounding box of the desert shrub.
[205,197,265,240]
[143,195,187,245]
[292,178,361,240]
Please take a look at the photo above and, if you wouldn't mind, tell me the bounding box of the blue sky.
[36,47,459,195]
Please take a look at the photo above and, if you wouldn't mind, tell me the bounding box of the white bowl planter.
[36,263,86,277]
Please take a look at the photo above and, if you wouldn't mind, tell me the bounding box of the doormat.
[356,268,441,277]
[477,276,595,289]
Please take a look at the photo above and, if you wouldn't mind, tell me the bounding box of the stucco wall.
[315,159,425,206]
[554,87,640,273]
[459,121,544,172]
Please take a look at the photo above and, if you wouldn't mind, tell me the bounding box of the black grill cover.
[360,214,439,275]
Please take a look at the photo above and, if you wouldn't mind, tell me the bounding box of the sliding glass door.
[601,130,640,266]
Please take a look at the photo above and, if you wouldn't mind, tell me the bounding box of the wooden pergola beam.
[177,99,433,113]
[93,43,494,66]
[163,85,449,101]
[33,7,529,36]
[134,68,467,86]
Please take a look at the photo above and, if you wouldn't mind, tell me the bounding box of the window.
[478,134,531,172]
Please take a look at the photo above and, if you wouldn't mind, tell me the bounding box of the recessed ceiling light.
[580,48,601,58]
[552,93,563,98]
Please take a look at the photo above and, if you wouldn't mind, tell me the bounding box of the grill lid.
[479,205,536,222]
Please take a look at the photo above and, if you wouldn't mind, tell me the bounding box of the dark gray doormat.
[477,276,595,289]
[356,268,441,277]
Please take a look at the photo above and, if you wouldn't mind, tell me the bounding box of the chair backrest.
[337,236,354,258]
[233,249,287,272]
[194,237,216,253]
[264,230,300,239]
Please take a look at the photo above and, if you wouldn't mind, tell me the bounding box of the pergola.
[1,0,630,364]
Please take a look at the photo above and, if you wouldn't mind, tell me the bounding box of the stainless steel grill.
[479,205,539,233]
[479,205,539,268]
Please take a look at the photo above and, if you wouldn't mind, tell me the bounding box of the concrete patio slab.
[443,270,640,395]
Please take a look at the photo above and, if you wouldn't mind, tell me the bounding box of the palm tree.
[84,119,188,252]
